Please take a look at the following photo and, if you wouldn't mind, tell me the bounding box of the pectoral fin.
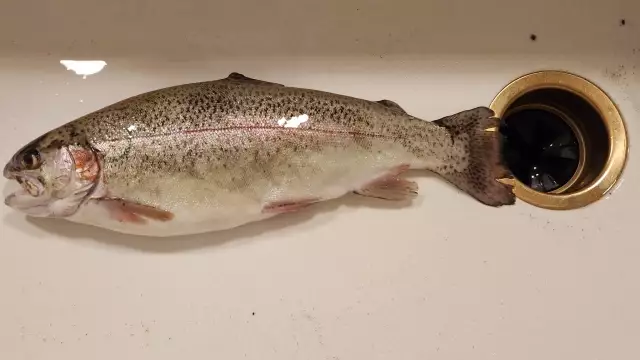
[97,198,174,224]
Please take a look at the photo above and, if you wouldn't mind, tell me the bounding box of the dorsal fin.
[376,99,407,114]
[225,72,284,86]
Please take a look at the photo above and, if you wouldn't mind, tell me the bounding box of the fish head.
[3,134,99,218]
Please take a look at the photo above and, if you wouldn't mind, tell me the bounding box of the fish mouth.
[3,192,15,206]
[3,173,47,214]
[4,189,51,216]
[3,161,16,180]
[4,172,22,207]
[4,179,27,207]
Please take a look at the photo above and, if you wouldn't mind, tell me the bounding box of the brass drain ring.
[490,70,628,210]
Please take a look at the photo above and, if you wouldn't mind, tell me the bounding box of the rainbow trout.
[4,73,515,237]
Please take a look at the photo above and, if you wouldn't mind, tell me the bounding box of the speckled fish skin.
[3,72,515,236]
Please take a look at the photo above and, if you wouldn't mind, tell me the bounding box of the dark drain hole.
[500,107,580,193]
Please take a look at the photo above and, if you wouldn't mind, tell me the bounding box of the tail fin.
[433,107,516,207]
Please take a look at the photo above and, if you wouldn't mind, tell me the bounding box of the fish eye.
[20,149,41,170]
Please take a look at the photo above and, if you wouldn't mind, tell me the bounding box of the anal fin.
[355,165,418,201]
[355,177,418,201]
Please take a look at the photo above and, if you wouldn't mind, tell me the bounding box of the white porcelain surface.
[1,1,639,359]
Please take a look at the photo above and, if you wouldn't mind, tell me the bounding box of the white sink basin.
[1,1,638,359]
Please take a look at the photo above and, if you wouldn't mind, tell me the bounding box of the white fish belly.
[69,143,432,237]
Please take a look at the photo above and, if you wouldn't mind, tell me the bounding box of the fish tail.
[432,107,516,207]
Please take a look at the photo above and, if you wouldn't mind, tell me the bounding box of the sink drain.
[490,70,628,210]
